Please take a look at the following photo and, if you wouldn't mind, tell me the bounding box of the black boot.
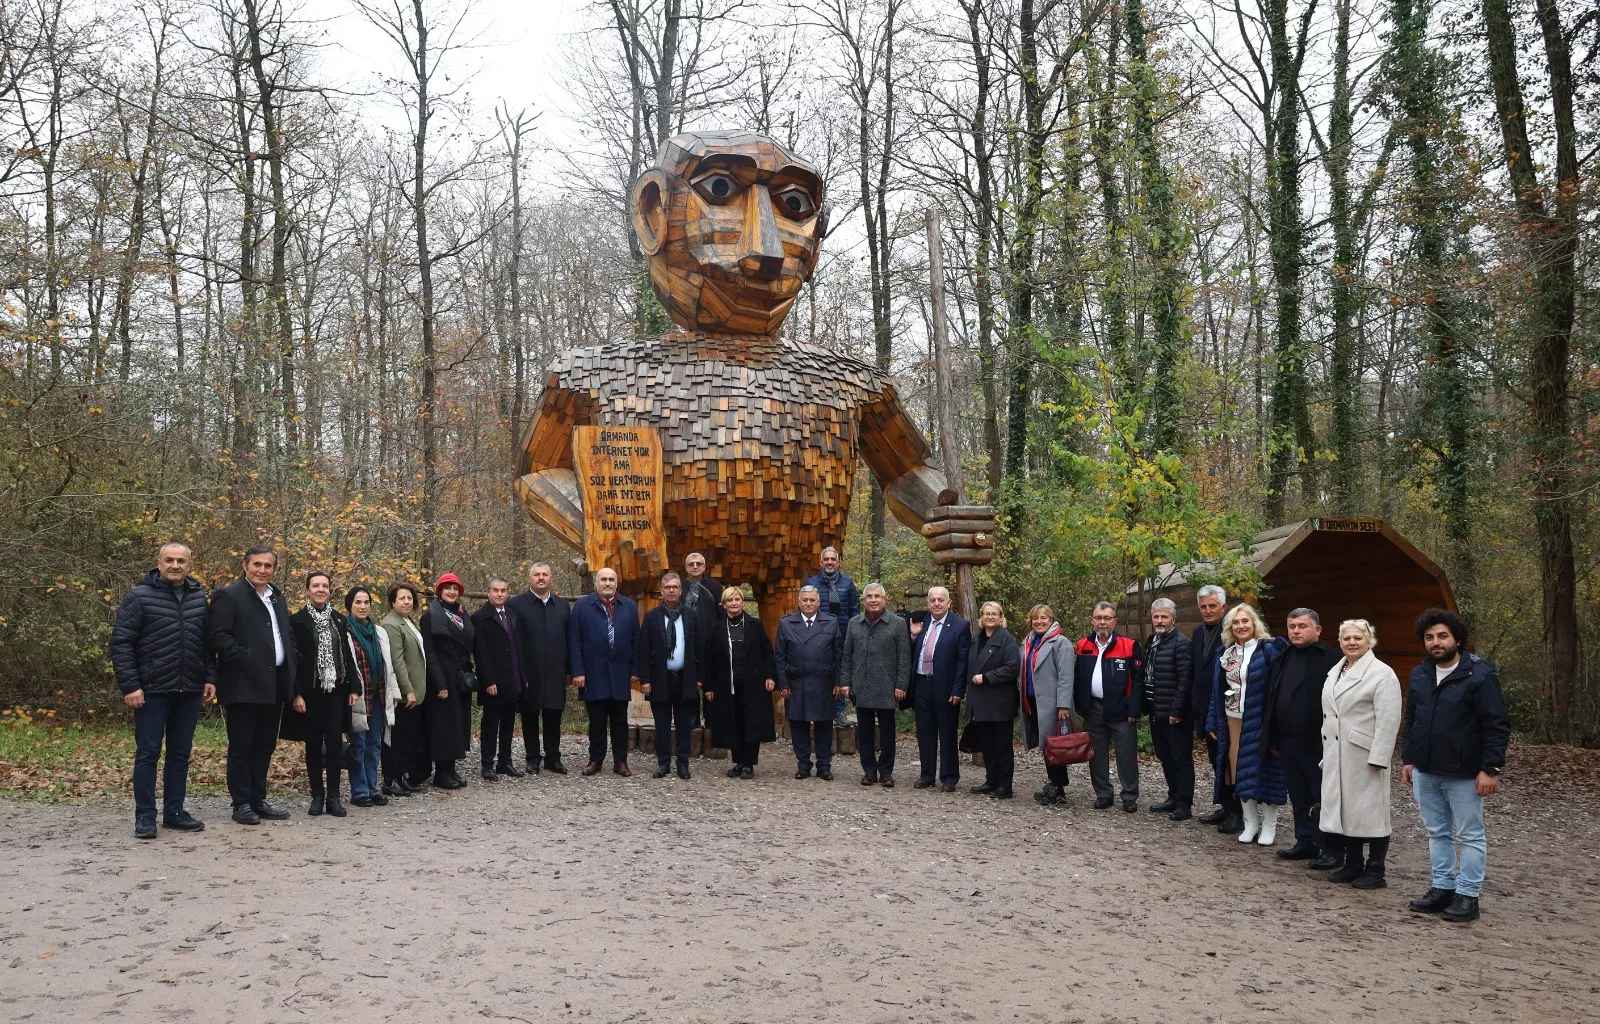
[325,792,347,817]
[1328,846,1365,884]
[1216,812,1243,834]
[1442,894,1480,922]
[1409,887,1456,914]
[308,791,325,816]
[1351,859,1387,890]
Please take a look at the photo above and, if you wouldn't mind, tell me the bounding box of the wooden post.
[926,208,974,624]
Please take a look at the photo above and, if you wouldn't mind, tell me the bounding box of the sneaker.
[1442,894,1480,922]
[134,814,157,839]
[1351,864,1387,890]
[1409,887,1456,914]
[162,810,205,832]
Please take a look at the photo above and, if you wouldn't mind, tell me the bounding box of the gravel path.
[2,739,1595,1023]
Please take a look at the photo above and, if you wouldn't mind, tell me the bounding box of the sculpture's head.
[632,130,827,336]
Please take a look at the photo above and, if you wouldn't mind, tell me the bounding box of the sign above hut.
[1116,519,1457,686]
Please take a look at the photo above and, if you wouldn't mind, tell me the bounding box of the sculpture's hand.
[919,504,998,567]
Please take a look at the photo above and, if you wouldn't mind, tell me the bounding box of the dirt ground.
[2,738,1596,1024]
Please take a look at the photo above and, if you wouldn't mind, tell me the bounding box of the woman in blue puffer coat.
[1206,604,1288,846]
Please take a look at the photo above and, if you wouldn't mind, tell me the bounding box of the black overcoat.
[207,577,296,706]
[774,611,841,722]
[279,605,359,742]
[966,626,1021,722]
[421,600,474,762]
[471,602,525,707]
[703,611,777,748]
[508,590,570,710]
[640,604,705,703]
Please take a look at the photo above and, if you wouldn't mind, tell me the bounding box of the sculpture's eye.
[692,171,740,204]
[772,186,817,219]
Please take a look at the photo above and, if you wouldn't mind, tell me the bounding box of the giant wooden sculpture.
[514,130,995,630]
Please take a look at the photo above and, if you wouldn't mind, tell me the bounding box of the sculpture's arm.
[513,376,596,551]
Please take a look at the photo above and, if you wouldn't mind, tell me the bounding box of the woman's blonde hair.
[1224,603,1271,640]
[979,601,1006,627]
[720,585,745,605]
[1026,603,1055,624]
[1337,618,1378,647]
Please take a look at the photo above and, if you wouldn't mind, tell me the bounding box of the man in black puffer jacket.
[1143,599,1194,820]
[111,543,214,839]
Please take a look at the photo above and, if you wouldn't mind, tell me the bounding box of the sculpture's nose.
[736,185,786,281]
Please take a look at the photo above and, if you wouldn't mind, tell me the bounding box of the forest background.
[2,0,1597,745]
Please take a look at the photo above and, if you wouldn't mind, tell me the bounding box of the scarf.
[1221,640,1257,718]
[1023,623,1063,715]
[817,568,842,616]
[349,614,384,702]
[308,604,338,693]
[662,603,681,658]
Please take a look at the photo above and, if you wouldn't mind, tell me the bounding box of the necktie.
[806,618,812,630]
[921,619,941,674]
[604,599,615,649]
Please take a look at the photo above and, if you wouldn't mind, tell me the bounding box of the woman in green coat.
[379,582,427,796]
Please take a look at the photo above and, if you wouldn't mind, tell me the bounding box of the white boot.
[1237,799,1261,843]
[1256,803,1279,846]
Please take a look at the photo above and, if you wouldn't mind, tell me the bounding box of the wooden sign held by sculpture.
[571,425,668,584]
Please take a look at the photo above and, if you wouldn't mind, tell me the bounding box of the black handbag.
[456,669,479,695]
[958,718,980,753]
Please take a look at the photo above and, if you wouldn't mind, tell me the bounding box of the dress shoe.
[524,761,542,775]
[989,788,1014,799]
[653,765,672,779]
[1197,806,1228,825]
[939,781,956,793]
[370,793,389,806]
[163,810,205,832]
[913,778,935,790]
[134,814,157,839]
[726,766,744,778]
[1093,796,1114,810]
[232,805,262,825]
[738,765,754,780]
[861,772,879,786]
[677,765,691,780]
[795,768,812,780]
[581,761,603,776]
[545,759,568,775]
[1216,813,1243,833]
[325,794,348,817]
[1351,863,1387,890]
[481,766,499,783]
[970,781,996,795]
[497,762,525,778]
[308,794,326,816]
[880,775,895,788]
[1308,851,1343,871]
[381,781,400,797]
[1167,804,1192,822]
[1442,894,1480,922]
[433,770,461,790]
[818,770,833,781]
[1148,798,1176,813]
[1408,887,1456,914]
[1122,799,1138,813]
[351,795,375,807]
[613,762,632,777]
[252,802,290,820]
[1278,840,1319,861]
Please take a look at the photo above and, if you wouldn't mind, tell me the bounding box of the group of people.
[112,544,1510,924]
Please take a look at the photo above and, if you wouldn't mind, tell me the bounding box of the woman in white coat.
[1318,619,1402,890]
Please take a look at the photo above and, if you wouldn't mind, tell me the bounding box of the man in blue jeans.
[110,543,215,839]
[1402,608,1510,924]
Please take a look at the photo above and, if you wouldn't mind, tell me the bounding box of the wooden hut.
[1115,518,1457,685]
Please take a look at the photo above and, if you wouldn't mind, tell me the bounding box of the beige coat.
[1318,650,1402,838]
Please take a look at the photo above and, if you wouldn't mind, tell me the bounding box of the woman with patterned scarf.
[283,571,359,817]
[344,586,401,807]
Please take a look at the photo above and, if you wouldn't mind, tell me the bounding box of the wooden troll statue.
[514,130,995,626]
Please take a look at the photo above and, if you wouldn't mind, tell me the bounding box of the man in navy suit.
[568,568,642,776]
[910,585,971,791]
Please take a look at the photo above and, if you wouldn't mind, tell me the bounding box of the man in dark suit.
[471,577,525,782]
[509,562,571,774]
[909,585,971,791]
[641,573,703,779]
[1265,607,1343,864]
[568,567,642,776]
[1190,585,1230,826]
[206,545,296,825]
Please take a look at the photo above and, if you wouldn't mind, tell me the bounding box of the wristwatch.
[1483,767,1501,776]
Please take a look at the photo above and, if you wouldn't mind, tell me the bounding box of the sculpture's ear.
[632,169,670,256]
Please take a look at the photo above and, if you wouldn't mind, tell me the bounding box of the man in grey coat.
[839,583,910,787]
